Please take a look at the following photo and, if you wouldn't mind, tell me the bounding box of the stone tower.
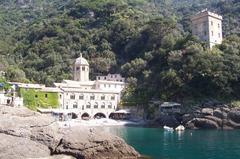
[191,9,223,48]
[74,53,89,82]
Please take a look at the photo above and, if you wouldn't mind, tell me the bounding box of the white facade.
[191,9,223,48]
[96,74,125,82]
[0,92,23,107]
[54,54,126,119]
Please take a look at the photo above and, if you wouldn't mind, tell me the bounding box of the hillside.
[0,0,239,105]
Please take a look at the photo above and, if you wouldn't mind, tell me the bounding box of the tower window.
[218,33,221,38]
[204,31,207,36]
[218,23,220,28]
[211,21,213,26]
[211,31,214,36]
[76,67,80,71]
[82,66,85,71]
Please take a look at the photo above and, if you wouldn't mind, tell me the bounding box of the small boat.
[175,125,185,131]
[163,125,174,131]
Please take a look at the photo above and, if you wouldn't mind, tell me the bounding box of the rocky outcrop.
[0,106,140,159]
[154,115,180,127]
[184,106,240,130]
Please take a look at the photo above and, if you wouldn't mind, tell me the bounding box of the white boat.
[163,125,174,131]
[175,125,185,131]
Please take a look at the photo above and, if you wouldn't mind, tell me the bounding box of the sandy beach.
[58,118,144,128]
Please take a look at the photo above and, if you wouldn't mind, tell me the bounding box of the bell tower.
[74,53,89,81]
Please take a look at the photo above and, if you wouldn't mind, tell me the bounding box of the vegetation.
[0,0,239,107]
[19,88,59,110]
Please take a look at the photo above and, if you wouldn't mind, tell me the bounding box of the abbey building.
[11,54,126,119]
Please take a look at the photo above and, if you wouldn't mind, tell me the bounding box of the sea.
[104,126,240,159]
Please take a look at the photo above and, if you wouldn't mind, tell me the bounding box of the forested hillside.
[0,0,239,106]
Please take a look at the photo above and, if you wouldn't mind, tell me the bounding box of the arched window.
[94,102,98,109]
[101,102,105,109]
[86,102,91,109]
[108,103,112,109]
[73,102,78,109]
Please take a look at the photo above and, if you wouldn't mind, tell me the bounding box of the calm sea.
[103,126,240,159]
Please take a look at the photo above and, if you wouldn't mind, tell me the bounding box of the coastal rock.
[0,133,50,159]
[182,114,194,124]
[0,106,140,159]
[213,108,227,119]
[201,108,213,116]
[186,118,219,129]
[228,109,240,123]
[155,115,180,127]
[54,128,139,159]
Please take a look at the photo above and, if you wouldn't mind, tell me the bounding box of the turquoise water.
[105,126,240,159]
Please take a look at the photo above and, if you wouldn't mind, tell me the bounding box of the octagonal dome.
[75,54,89,66]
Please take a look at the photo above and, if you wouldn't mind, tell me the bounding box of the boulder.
[201,108,213,116]
[182,114,194,124]
[185,118,219,129]
[228,109,240,123]
[213,108,227,119]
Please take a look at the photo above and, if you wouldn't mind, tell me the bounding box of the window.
[211,31,214,36]
[101,95,105,100]
[104,77,106,80]
[76,67,80,71]
[111,96,115,100]
[104,84,106,88]
[86,103,91,109]
[218,33,221,38]
[108,104,112,109]
[211,21,213,26]
[204,31,207,36]
[98,77,100,80]
[70,95,75,100]
[94,103,98,109]
[82,66,85,71]
[90,95,95,100]
[108,84,110,88]
[79,95,84,100]
[45,94,48,99]
[218,23,220,28]
[73,103,78,109]
[101,103,105,108]
[59,94,62,98]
